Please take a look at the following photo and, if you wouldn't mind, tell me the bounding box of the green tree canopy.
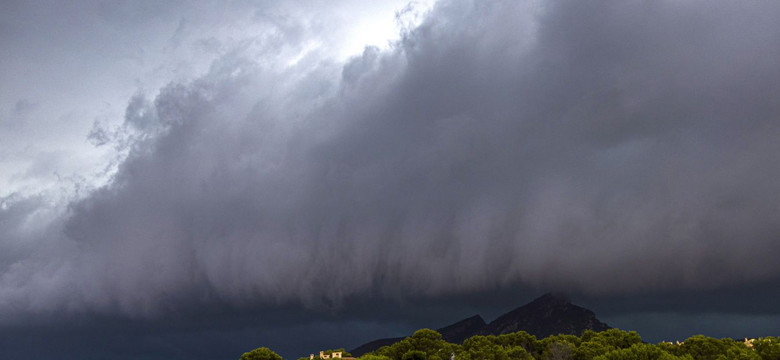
[242,328,771,360]
[460,335,509,360]
[404,350,428,360]
[374,329,458,360]
[495,332,538,354]
[593,343,692,360]
[678,335,729,360]
[240,347,283,360]
[753,337,780,360]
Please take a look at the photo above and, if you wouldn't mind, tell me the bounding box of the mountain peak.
[530,292,571,305]
[351,294,609,355]
[480,293,609,338]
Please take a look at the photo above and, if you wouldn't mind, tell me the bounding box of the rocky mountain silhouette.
[438,315,488,343]
[350,293,609,356]
[479,293,610,338]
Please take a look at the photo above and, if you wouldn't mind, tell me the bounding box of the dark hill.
[479,293,610,338]
[351,315,486,357]
[350,293,609,356]
[438,315,487,343]
[351,337,404,358]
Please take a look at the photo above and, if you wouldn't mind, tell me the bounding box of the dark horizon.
[1,286,777,359]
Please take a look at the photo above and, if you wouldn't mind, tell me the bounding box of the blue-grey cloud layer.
[2,0,780,326]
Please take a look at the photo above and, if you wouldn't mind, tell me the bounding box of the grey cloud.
[3,0,780,325]
[13,99,38,115]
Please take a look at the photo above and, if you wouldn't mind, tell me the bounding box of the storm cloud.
[2,0,780,329]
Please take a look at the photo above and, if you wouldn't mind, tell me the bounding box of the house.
[310,351,353,360]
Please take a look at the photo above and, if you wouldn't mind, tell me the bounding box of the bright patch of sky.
[0,0,436,199]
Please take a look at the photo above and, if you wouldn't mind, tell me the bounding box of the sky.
[1,0,780,359]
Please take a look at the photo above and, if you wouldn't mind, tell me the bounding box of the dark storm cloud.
[2,0,780,327]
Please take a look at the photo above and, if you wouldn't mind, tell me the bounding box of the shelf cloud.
[2,0,780,326]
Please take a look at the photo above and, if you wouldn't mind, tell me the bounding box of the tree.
[753,337,780,360]
[495,331,538,354]
[593,343,693,360]
[594,329,642,349]
[240,347,283,360]
[404,350,428,360]
[678,336,728,360]
[374,329,457,360]
[506,346,534,360]
[656,342,683,357]
[539,335,581,349]
[715,346,760,360]
[574,340,612,360]
[409,329,446,353]
[545,341,574,360]
[574,329,643,360]
[460,335,509,360]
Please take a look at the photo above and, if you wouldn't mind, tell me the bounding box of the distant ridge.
[438,315,487,344]
[350,337,404,358]
[350,315,486,357]
[350,293,610,356]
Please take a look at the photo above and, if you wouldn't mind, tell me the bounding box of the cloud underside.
[2,0,780,320]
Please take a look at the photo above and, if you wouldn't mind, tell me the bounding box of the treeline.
[240,329,780,360]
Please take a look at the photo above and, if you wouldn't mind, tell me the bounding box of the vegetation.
[240,330,780,360]
[240,347,284,360]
